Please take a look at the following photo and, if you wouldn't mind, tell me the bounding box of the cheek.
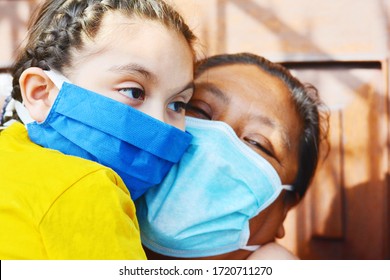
[281,146,301,184]
[247,196,286,245]
[173,118,186,131]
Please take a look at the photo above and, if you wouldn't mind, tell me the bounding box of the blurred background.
[0,0,389,259]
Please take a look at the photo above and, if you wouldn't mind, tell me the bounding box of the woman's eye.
[118,88,145,101]
[245,138,275,158]
[168,101,187,113]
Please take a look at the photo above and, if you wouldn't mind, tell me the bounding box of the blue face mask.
[15,71,192,200]
[135,117,293,258]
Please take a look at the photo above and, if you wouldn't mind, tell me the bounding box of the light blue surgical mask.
[135,117,292,258]
[15,71,192,200]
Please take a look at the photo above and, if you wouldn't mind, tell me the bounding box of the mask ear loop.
[241,244,261,252]
[282,184,294,191]
[14,101,34,124]
[43,70,70,90]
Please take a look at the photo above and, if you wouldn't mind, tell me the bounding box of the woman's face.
[187,63,302,259]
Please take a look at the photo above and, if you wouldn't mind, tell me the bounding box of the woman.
[136,52,329,259]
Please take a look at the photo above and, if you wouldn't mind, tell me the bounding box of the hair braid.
[9,0,196,103]
[11,0,106,101]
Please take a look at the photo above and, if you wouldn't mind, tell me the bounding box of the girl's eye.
[244,137,275,158]
[118,88,145,101]
[168,101,187,113]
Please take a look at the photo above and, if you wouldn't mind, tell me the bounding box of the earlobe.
[276,224,285,239]
[276,191,299,239]
[19,67,58,122]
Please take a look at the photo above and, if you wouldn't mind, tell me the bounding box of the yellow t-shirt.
[0,122,146,260]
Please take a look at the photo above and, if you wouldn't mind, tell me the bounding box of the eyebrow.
[195,82,230,104]
[177,82,195,96]
[109,63,194,96]
[251,114,292,152]
[108,63,157,82]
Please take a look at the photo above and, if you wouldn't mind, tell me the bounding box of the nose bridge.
[141,97,166,123]
[220,110,244,137]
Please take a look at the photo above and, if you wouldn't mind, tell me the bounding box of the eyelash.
[119,87,188,114]
[118,87,145,101]
[168,101,187,114]
[244,137,274,158]
[186,104,212,120]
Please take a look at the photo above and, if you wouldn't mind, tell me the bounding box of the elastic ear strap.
[43,70,70,90]
[14,100,34,124]
[241,245,261,252]
[282,184,294,191]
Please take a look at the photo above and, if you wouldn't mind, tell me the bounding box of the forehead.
[196,64,288,103]
[195,63,297,120]
[70,11,194,78]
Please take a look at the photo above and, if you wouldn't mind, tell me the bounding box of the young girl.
[0,0,196,259]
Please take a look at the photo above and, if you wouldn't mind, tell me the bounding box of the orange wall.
[1,0,389,65]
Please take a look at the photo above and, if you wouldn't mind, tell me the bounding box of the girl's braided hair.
[11,0,196,102]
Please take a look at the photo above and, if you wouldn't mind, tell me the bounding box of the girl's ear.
[19,67,59,122]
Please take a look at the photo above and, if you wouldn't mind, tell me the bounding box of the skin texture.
[187,63,303,259]
[19,12,194,130]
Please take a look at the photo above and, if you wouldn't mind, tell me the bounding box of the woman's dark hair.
[195,52,330,199]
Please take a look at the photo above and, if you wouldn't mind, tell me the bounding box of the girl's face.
[62,12,194,130]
